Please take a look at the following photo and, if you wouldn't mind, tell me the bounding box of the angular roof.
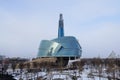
[37,36,82,57]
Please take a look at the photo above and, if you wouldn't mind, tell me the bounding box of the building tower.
[58,14,64,38]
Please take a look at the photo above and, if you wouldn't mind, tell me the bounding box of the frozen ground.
[7,68,110,80]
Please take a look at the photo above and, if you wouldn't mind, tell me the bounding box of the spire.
[60,14,63,20]
[58,14,64,38]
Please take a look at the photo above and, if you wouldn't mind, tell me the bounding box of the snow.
[6,65,119,80]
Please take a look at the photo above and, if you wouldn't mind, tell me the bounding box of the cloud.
[0,7,58,58]
[79,22,120,58]
[0,0,120,58]
[66,0,120,22]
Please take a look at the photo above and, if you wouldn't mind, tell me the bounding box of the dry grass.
[16,57,57,69]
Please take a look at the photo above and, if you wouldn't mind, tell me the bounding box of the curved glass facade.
[37,36,82,57]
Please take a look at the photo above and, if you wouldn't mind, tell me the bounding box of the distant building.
[0,55,5,60]
[0,55,5,73]
[108,51,120,58]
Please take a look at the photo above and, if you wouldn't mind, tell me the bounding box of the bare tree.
[32,62,38,80]
[11,63,17,73]
[18,62,24,79]
[25,62,31,80]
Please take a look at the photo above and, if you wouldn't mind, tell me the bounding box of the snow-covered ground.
[6,63,120,80]
[7,68,111,80]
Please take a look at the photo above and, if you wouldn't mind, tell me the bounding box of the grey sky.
[0,0,120,58]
